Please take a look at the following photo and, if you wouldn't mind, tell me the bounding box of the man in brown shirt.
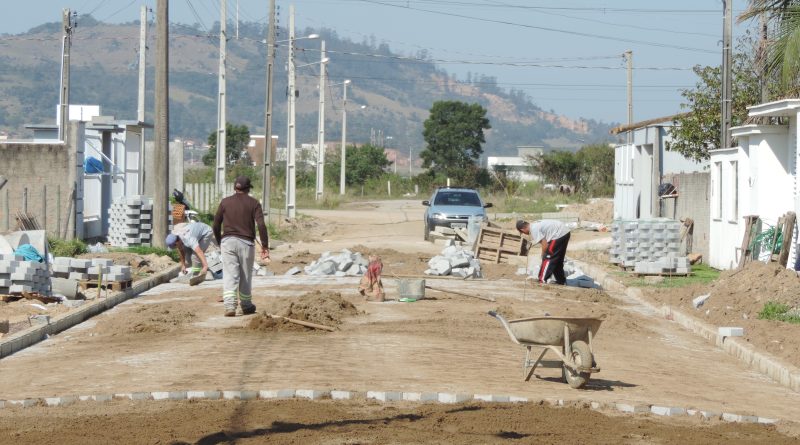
[213,176,270,316]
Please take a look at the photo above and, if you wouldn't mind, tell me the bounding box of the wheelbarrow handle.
[487,311,521,345]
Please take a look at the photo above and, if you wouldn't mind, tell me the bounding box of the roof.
[609,113,687,135]
[747,99,800,118]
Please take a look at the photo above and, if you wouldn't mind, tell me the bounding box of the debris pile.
[108,196,171,247]
[53,257,132,282]
[303,249,368,276]
[425,243,482,278]
[519,259,597,288]
[0,253,50,295]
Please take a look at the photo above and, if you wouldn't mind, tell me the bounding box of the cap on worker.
[516,220,528,231]
[165,233,178,248]
[234,176,252,191]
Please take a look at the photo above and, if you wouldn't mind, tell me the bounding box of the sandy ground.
[0,200,798,441]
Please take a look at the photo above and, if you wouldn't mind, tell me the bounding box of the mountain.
[0,17,615,156]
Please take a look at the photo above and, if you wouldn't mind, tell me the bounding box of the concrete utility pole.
[624,50,633,146]
[286,5,297,219]
[339,80,350,195]
[721,0,733,149]
[262,0,276,217]
[58,8,74,142]
[215,0,228,192]
[137,5,148,195]
[153,0,170,248]
[315,40,327,201]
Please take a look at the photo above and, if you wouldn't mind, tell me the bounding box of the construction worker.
[516,219,571,285]
[212,176,270,316]
[166,221,216,278]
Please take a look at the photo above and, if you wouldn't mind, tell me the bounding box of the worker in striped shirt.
[516,219,571,285]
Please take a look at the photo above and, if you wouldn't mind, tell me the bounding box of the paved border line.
[0,264,181,359]
[576,260,800,393]
[0,388,779,425]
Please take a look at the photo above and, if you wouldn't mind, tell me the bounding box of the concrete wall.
[709,147,749,270]
[0,121,85,239]
[660,171,710,260]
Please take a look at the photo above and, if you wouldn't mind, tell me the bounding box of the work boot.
[242,304,257,315]
[224,309,236,317]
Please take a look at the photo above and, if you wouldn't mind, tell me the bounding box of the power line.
[356,0,718,54]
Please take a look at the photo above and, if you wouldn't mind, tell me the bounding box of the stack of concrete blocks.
[0,254,51,295]
[609,218,683,268]
[633,253,691,275]
[108,196,171,247]
[425,242,482,278]
[52,257,132,282]
[303,249,367,276]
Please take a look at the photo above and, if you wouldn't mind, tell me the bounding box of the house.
[486,146,543,182]
[612,116,709,258]
[709,99,800,270]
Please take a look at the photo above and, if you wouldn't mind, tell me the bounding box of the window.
[713,162,722,220]
[730,160,738,222]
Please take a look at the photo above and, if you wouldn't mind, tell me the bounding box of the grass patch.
[620,263,720,289]
[758,301,800,324]
[48,237,88,257]
[111,246,179,263]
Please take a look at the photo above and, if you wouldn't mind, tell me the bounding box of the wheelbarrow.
[488,311,603,389]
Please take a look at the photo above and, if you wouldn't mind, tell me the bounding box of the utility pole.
[286,4,297,218]
[262,0,276,217]
[215,0,228,193]
[315,40,327,201]
[58,8,74,142]
[339,80,349,195]
[721,0,733,149]
[153,0,170,248]
[236,0,240,40]
[624,50,633,146]
[137,5,148,195]
[759,13,769,103]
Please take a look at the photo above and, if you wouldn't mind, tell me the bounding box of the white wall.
[614,143,635,219]
[709,147,748,270]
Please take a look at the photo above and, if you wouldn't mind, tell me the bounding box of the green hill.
[0,17,615,155]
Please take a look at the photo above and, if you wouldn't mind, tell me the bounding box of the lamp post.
[315,40,327,201]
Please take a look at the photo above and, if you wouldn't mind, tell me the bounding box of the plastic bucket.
[398,278,425,299]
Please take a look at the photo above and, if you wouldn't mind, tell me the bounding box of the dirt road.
[0,200,797,441]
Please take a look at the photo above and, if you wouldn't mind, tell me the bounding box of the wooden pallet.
[631,271,693,278]
[474,227,529,263]
[0,292,60,304]
[78,279,133,292]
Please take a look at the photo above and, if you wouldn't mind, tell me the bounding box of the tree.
[202,123,251,166]
[420,101,491,182]
[739,1,800,93]
[667,52,760,161]
[329,143,391,186]
[528,143,615,196]
[529,150,581,186]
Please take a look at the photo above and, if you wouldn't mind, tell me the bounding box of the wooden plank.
[779,212,796,267]
[737,215,759,270]
[78,279,133,292]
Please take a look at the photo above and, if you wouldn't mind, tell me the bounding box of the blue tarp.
[84,156,104,174]
[14,244,43,263]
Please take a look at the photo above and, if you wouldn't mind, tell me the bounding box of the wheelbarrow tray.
[505,316,603,346]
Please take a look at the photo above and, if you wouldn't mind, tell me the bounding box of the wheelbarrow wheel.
[563,340,593,389]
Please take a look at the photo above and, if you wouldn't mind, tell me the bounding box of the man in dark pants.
[516,219,571,285]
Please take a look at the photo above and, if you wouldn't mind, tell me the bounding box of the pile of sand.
[248,290,360,333]
[646,261,800,367]
[97,303,196,335]
[77,252,175,279]
[560,199,613,224]
[350,245,429,276]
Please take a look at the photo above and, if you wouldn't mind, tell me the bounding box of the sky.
[2,0,756,125]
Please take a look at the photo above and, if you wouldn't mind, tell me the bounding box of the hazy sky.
[2,1,754,125]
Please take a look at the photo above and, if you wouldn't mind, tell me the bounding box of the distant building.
[486,146,543,182]
[246,135,278,166]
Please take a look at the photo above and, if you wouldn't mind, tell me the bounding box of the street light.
[334,80,351,195]
[315,40,327,202]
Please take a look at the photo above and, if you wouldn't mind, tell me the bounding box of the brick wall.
[0,121,84,239]
[660,171,710,260]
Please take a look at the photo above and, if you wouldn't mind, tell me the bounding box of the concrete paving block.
[68,272,89,281]
[366,391,401,402]
[402,392,438,402]
[296,389,328,400]
[8,399,39,408]
[187,391,221,400]
[438,393,472,404]
[651,406,685,416]
[508,396,529,403]
[590,402,604,410]
[62,299,86,309]
[615,403,650,414]
[258,389,295,399]
[718,327,744,337]
[91,258,114,267]
[91,394,113,402]
[473,394,510,403]
[330,390,354,400]
[130,392,152,401]
[69,259,92,268]
[9,284,33,293]
[0,254,23,261]
[284,267,301,276]
[45,396,76,407]
[151,392,172,400]
[758,417,779,424]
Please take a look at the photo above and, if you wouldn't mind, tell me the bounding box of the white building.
[486,146,543,182]
[709,99,800,270]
